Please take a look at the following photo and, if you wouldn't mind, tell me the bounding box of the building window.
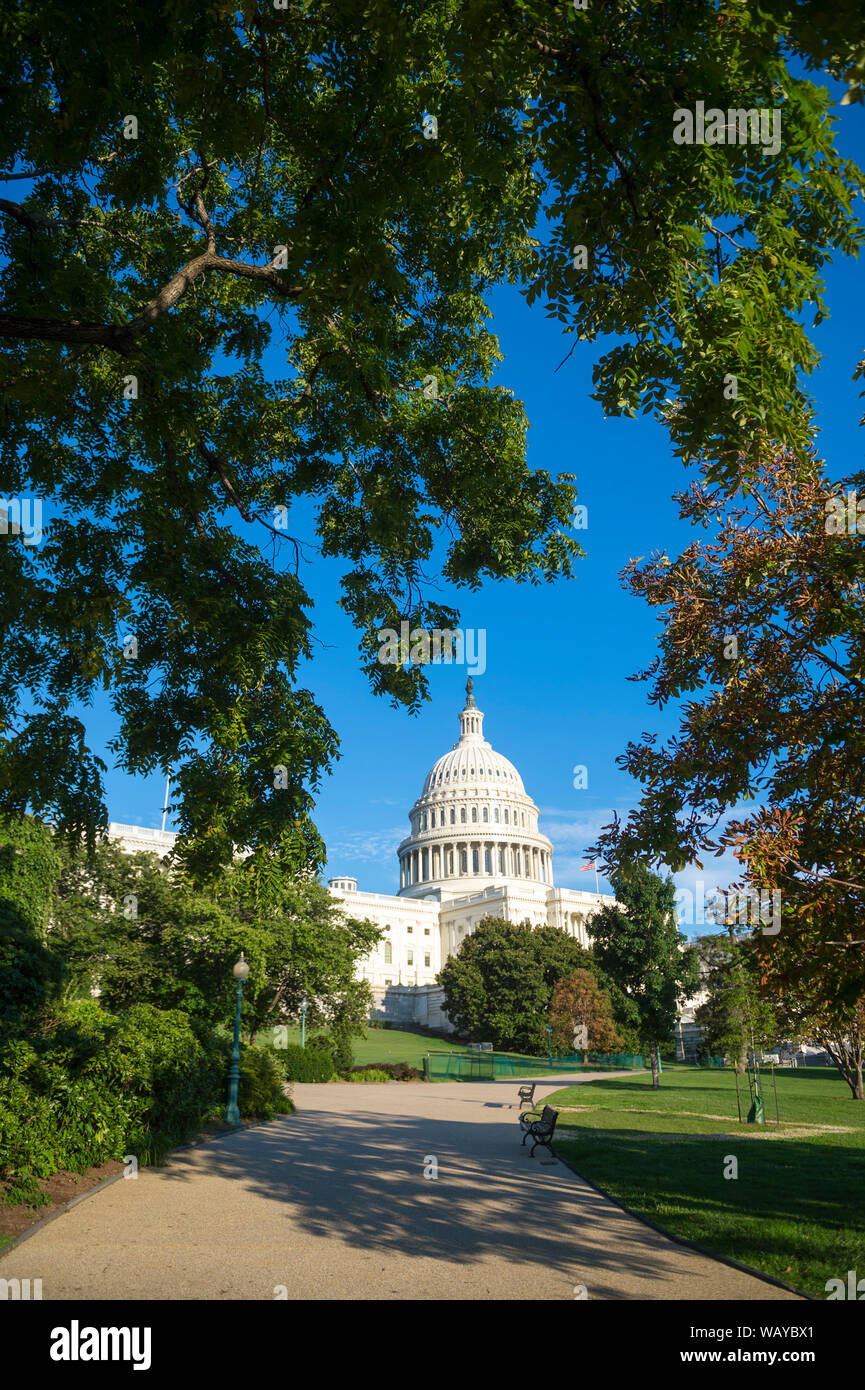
[471,806,477,823]
[484,849,491,873]
[460,807,467,823]
[407,950,414,966]
[424,928,430,936]
[493,807,499,823]
[431,810,436,827]
[407,926,413,934]
[385,978,393,985]
[482,807,488,823]
[460,850,468,873]
[504,809,509,824]
[450,808,456,824]
[472,848,479,873]
[424,953,431,967]
[384,942,392,964]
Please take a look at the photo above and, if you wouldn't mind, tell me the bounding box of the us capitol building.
[106,680,617,1035]
[326,679,615,1031]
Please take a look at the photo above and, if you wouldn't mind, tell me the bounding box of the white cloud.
[327,824,406,865]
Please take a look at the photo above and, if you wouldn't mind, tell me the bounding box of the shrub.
[350,1062,421,1081]
[238,1047,293,1121]
[0,1001,235,1203]
[87,1003,226,1162]
[276,1041,334,1083]
[347,1068,391,1083]
[329,1028,354,1079]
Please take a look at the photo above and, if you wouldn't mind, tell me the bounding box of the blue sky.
[84,81,864,932]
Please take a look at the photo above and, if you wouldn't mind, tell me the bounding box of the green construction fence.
[422,1051,646,1081]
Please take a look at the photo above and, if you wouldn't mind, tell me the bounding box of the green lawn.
[541,1067,865,1299]
[258,1025,473,1067]
[257,1027,634,1077]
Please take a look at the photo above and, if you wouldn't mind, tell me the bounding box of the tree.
[592,441,865,1029]
[762,942,865,1099]
[808,997,865,1102]
[0,814,64,1030]
[48,837,381,1042]
[2,2,862,885]
[588,864,699,1087]
[438,917,599,1053]
[549,969,623,1060]
[437,916,635,1054]
[0,1,579,884]
[694,935,777,1071]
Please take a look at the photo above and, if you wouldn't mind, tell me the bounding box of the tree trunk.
[821,1037,864,1100]
[650,1041,660,1088]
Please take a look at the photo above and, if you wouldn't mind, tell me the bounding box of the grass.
[257,1025,472,1068]
[256,1026,640,1078]
[540,1067,865,1299]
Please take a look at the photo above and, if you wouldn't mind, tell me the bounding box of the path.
[0,1073,800,1300]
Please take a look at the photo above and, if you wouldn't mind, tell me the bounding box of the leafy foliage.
[277,1040,335,1084]
[3,3,861,883]
[350,1061,422,1081]
[549,969,624,1058]
[588,865,700,1086]
[438,915,635,1054]
[0,0,580,881]
[694,935,777,1071]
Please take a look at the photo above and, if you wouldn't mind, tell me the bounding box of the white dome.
[422,742,525,796]
[397,679,554,899]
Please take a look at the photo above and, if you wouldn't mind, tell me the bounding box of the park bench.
[519,1104,559,1157]
[517,1082,536,1110]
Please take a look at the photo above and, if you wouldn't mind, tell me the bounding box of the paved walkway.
[1,1074,800,1300]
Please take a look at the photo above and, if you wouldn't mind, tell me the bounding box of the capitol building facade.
[326,680,615,1031]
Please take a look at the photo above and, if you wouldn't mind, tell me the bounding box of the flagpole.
[161,765,172,833]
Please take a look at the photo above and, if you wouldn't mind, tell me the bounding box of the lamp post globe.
[226,951,249,1126]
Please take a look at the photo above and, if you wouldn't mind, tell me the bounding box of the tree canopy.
[2,1,863,887]
[589,863,699,1084]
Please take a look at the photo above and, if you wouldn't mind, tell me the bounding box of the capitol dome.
[397,679,554,898]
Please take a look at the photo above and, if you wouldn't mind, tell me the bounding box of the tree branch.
[0,247,303,353]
